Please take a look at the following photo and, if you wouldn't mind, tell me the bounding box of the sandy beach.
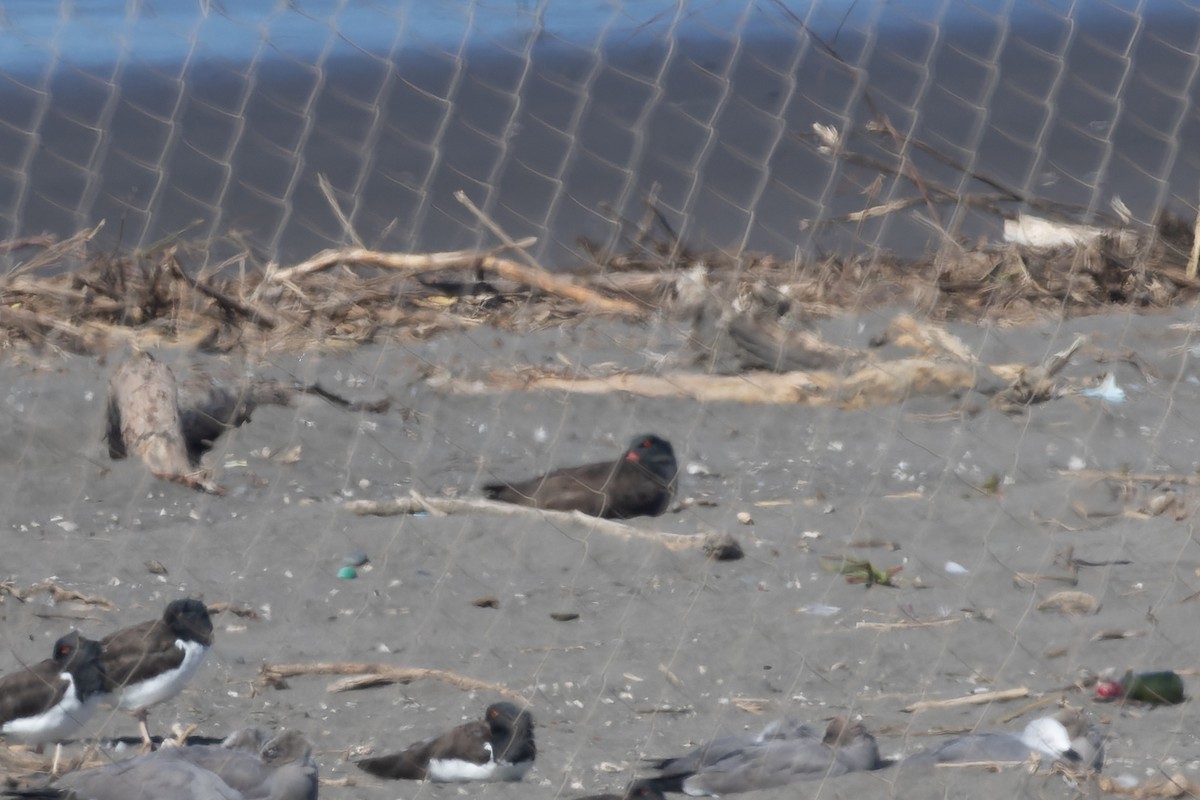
[3,1,1200,797]
[1,302,1199,799]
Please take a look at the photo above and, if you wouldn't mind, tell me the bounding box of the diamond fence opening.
[2,2,1200,799]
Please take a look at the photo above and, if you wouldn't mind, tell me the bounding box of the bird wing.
[0,663,69,726]
[357,722,487,781]
[485,461,614,515]
[100,621,184,688]
[428,720,491,764]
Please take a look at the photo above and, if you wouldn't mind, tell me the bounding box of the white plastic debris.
[1003,212,1138,250]
[944,561,969,576]
[1081,373,1126,403]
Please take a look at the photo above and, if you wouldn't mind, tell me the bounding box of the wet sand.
[2,304,1200,798]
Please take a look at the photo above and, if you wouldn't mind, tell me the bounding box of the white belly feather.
[2,673,100,743]
[428,742,532,782]
[118,639,208,711]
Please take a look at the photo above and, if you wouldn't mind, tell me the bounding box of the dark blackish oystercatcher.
[99,598,213,747]
[483,434,678,519]
[0,632,105,771]
[356,701,535,782]
[646,717,887,796]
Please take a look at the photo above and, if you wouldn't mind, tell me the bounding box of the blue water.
[0,0,1154,72]
[1,0,1195,263]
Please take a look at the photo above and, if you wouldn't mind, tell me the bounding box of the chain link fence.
[2,2,1200,799]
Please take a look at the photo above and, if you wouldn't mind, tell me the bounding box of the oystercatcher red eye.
[642,439,653,448]
[58,646,71,656]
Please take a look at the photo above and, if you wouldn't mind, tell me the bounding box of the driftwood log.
[426,314,1089,413]
[256,662,524,700]
[106,352,389,494]
[105,352,221,493]
[342,493,744,560]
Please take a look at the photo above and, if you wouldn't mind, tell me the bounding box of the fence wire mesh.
[2,2,1200,799]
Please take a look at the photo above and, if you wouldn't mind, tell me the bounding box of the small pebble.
[343,550,370,567]
[336,566,358,580]
[550,612,579,622]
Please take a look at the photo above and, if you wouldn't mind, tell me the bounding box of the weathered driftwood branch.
[1097,772,1200,797]
[266,240,533,285]
[991,334,1085,411]
[256,662,524,700]
[1060,469,1200,486]
[884,314,980,364]
[105,352,222,494]
[1,223,104,283]
[266,234,643,316]
[107,353,389,488]
[427,359,978,409]
[425,315,1093,412]
[901,686,1030,713]
[453,190,645,316]
[343,494,742,559]
[206,601,261,620]
[0,581,115,609]
[169,257,289,330]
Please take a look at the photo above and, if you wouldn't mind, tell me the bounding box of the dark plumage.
[356,701,535,782]
[100,598,214,746]
[0,632,105,751]
[483,434,677,519]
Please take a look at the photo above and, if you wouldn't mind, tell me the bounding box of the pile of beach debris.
[0,199,1198,359]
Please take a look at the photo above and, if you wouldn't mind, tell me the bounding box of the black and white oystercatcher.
[356,701,535,782]
[99,598,213,747]
[0,632,105,769]
[646,717,887,796]
[483,434,678,519]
